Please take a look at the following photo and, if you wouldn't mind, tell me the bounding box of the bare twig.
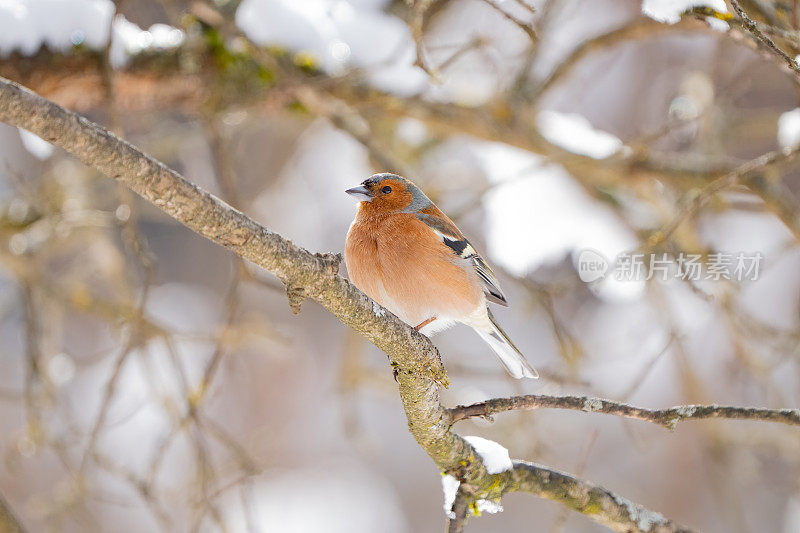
[479,0,537,41]
[533,17,700,99]
[447,487,469,533]
[295,88,414,176]
[410,0,438,78]
[436,36,487,73]
[512,0,536,16]
[448,394,800,429]
[729,0,800,79]
[648,146,800,247]
[19,283,42,438]
[79,332,142,475]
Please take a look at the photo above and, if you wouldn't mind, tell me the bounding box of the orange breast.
[345,210,482,327]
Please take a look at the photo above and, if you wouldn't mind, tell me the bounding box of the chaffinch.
[344,173,538,379]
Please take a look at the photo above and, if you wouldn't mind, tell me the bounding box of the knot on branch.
[314,252,342,276]
[285,285,306,314]
[447,453,477,487]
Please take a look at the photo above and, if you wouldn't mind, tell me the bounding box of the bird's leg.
[414,317,436,331]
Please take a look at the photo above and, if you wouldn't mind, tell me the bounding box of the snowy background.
[1,0,799,532]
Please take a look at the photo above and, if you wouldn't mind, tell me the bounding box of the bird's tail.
[476,309,539,379]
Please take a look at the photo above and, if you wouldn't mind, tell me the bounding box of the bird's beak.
[345,185,373,202]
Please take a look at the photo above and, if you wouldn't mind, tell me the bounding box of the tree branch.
[479,0,537,42]
[0,75,697,533]
[447,487,469,533]
[649,146,800,246]
[729,0,800,80]
[448,394,800,429]
[532,17,703,99]
[502,461,694,533]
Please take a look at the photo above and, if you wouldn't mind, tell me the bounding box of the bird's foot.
[414,317,436,331]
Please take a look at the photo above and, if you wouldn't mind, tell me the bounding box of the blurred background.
[1,0,799,531]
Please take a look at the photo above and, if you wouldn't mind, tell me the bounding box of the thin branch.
[512,0,536,16]
[755,20,800,47]
[410,0,439,78]
[446,487,469,533]
[648,146,800,248]
[79,333,141,475]
[437,36,488,71]
[479,0,537,41]
[294,87,414,177]
[91,451,172,529]
[729,0,800,80]
[533,17,701,99]
[20,283,43,446]
[448,394,800,429]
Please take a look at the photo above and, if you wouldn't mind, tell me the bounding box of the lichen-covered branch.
[499,462,695,533]
[0,75,697,532]
[448,394,800,429]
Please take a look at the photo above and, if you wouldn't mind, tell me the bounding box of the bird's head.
[345,173,432,214]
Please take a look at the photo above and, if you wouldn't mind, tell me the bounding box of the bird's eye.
[382,186,392,194]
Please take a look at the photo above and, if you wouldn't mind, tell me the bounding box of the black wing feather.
[416,213,508,306]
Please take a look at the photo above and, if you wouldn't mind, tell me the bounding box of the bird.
[344,173,538,379]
